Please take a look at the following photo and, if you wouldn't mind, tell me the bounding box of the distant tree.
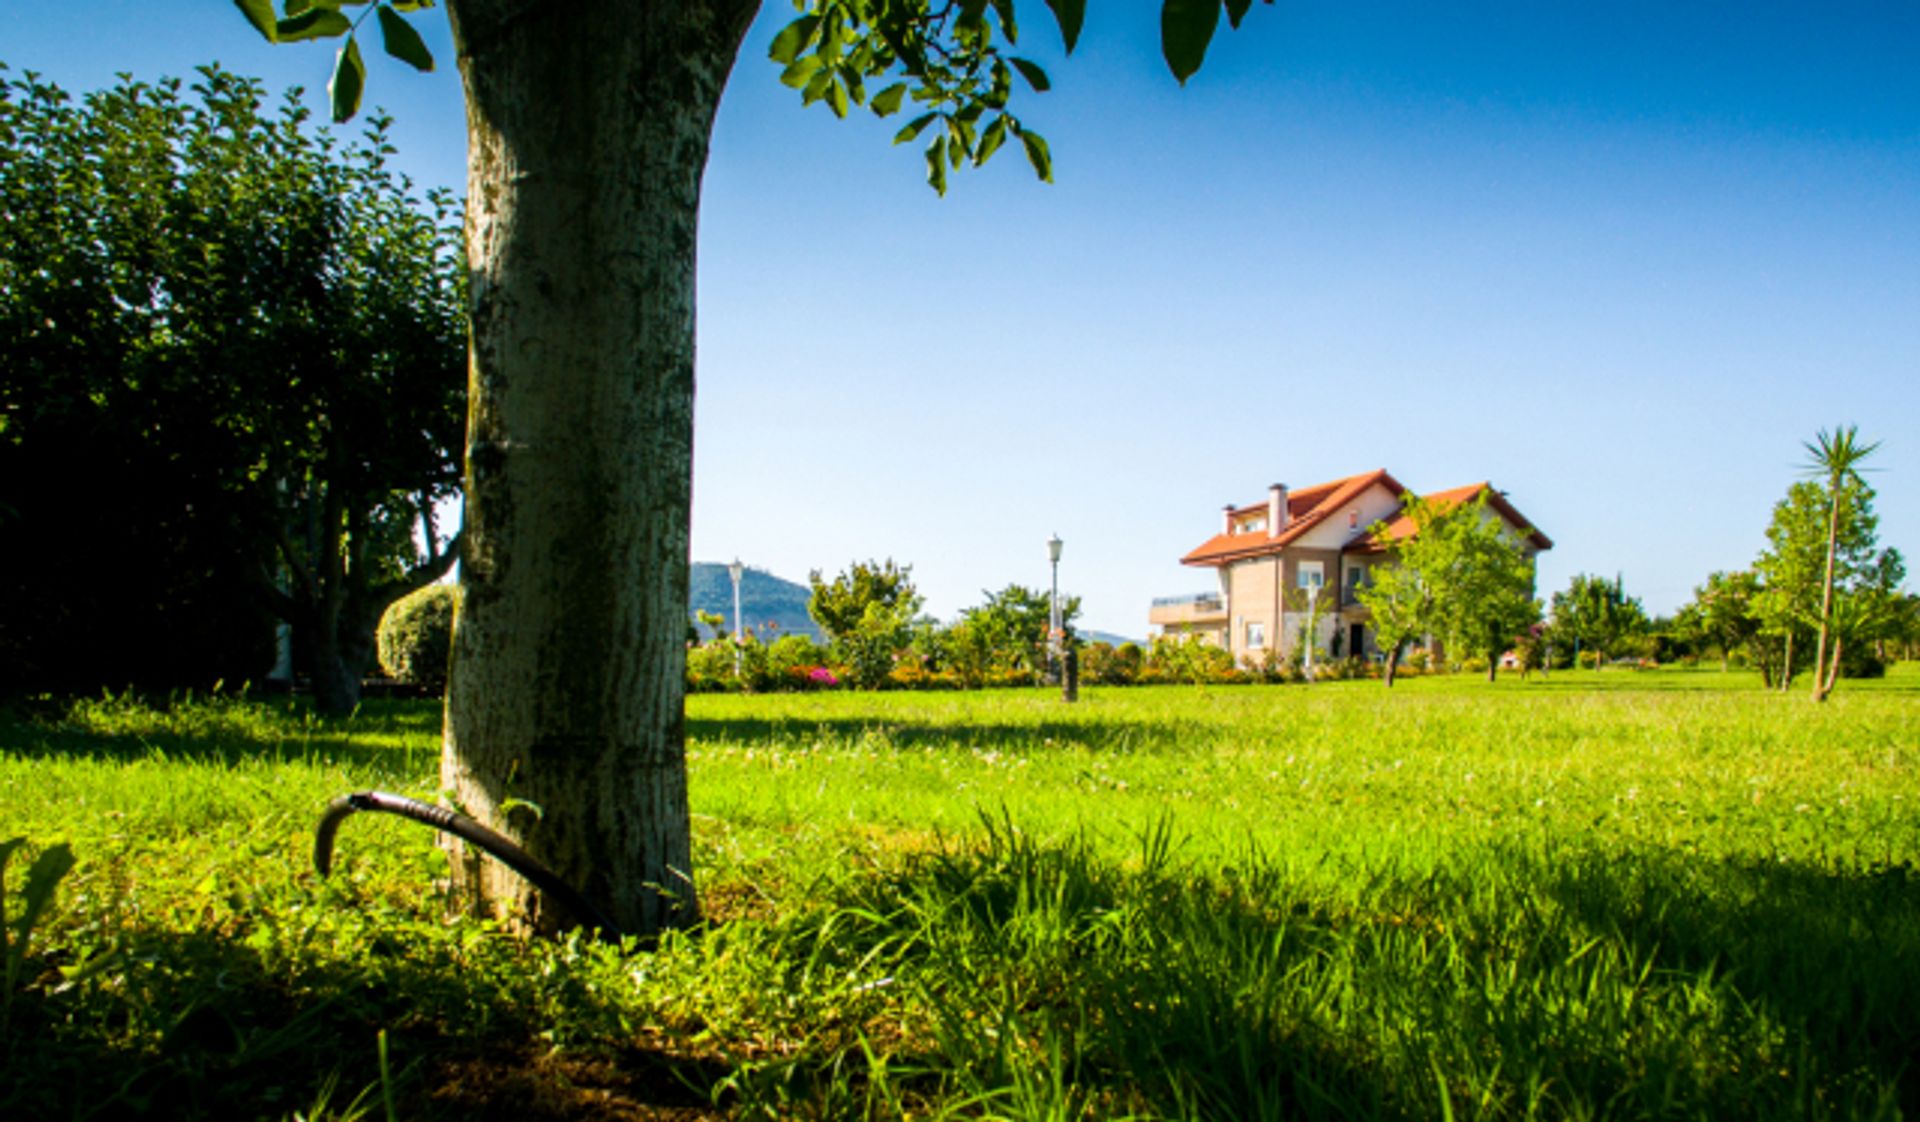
[1753,476,1889,692]
[1676,571,1765,673]
[1356,530,1436,689]
[962,584,1082,675]
[807,560,920,643]
[1551,574,1647,671]
[806,560,922,689]
[1360,491,1540,684]
[1801,427,1883,701]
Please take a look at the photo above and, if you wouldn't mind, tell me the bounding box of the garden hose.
[313,790,619,936]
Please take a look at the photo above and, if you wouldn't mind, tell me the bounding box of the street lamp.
[726,558,745,642]
[727,558,746,679]
[1047,534,1064,680]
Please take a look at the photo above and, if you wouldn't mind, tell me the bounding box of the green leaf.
[233,0,279,43]
[769,15,820,64]
[1224,0,1255,28]
[1043,0,1085,53]
[893,112,937,145]
[1161,0,1220,85]
[871,82,908,117]
[925,136,949,196]
[276,7,351,41]
[329,35,366,123]
[976,115,1008,165]
[801,68,834,106]
[390,0,436,10]
[377,5,434,72]
[1017,124,1053,183]
[989,0,1019,43]
[1009,57,1051,93]
[827,75,850,118]
[780,55,823,90]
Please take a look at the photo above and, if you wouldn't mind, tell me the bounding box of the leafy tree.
[1676,571,1765,673]
[234,0,1273,935]
[961,584,1081,674]
[1752,476,1893,692]
[1356,533,1435,689]
[0,67,463,709]
[1801,427,1882,701]
[1359,491,1540,685]
[808,559,921,643]
[1551,574,1646,671]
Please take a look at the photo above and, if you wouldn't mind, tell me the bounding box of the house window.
[1246,620,1266,648]
[1348,510,1359,529]
[1240,516,1266,534]
[1296,561,1325,590]
[1345,565,1366,594]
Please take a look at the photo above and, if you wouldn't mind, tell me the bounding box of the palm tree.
[1803,425,1880,702]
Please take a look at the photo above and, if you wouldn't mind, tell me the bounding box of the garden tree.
[1753,476,1888,692]
[807,559,920,642]
[1424,498,1540,682]
[1355,527,1435,689]
[808,560,922,688]
[0,68,463,708]
[1550,573,1646,671]
[1802,427,1881,702]
[1675,571,1765,673]
[1357,491,1538,685]
[961,583,1082,673]
[235,0,1273,935]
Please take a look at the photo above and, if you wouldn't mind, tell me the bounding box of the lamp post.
[1047,533,1063,682]
[726,558,745,641]
[727,558,745,678]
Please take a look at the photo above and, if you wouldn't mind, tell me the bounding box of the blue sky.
[13,3,1917,635]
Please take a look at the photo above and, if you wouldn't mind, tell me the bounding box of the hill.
[689,562,823,642]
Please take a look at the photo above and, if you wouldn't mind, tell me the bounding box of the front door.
[1349,623,1366,659]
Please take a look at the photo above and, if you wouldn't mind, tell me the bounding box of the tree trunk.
[1383,646,1399,688]
[309,617,362,716]
[439,1,757,937]
[1780,630,1794,691]
[1486,654,1497,683]
[1816,635,1842,700]
[1811,483,1842,700]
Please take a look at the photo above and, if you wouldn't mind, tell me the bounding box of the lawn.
[3,668,1917,1119]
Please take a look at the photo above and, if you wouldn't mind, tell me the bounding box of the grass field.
[3,668,1917,1119]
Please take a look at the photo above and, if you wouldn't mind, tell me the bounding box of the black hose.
[314,790,620,936]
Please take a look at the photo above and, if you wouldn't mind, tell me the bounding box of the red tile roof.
[1180,473,1551,567]
[1180,469,1406,566]
[1343,482,1553,555]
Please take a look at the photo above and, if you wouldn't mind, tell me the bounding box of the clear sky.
[12,2,1917,636]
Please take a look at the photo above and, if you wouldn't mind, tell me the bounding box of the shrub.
[767,634,830,682]
[377,584,459,690]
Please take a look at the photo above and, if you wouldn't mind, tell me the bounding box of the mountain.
[689,562,823,642]
[1081,630,1144,648]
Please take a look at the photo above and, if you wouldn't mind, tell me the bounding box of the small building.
[1148,469,1551,664]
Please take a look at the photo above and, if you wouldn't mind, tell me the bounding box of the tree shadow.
[1,921,733,1122]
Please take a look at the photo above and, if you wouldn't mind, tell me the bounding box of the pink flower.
[808,667,839,686]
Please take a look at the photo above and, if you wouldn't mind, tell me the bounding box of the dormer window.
[1238,516,1266,534]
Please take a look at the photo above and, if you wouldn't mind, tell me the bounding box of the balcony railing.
[1151,593,1224,612]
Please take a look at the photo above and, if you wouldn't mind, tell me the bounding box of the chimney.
[1223,505,1235,535]
[1268,483,1288,538]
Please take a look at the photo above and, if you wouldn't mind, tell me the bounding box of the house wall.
[1295,483,1404,551]
[1224,556,1283,662]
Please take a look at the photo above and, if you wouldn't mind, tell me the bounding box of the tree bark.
[440,1,758,937]
[1382,646,1399,688]
[1811,482,1842,701]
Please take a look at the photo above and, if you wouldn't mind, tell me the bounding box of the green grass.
[3,669,1917,1119]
